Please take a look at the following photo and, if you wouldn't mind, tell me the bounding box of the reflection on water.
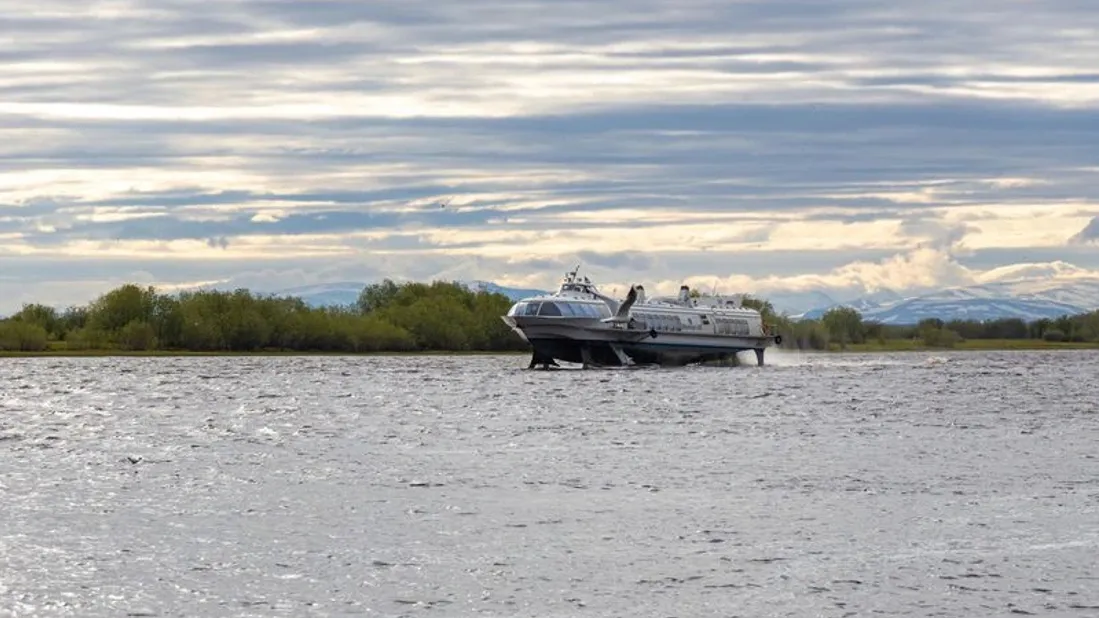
[2,351,1098,616]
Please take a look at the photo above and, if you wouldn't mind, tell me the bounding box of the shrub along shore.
[2,280,1098,356]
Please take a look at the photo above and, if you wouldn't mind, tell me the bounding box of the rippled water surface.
[2,350,1098,617]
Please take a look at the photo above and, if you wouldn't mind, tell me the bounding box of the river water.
[1,350,1097,617]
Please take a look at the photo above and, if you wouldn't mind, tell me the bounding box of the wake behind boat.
[500,268,782,368]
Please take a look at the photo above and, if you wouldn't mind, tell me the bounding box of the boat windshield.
[507,301,611,318]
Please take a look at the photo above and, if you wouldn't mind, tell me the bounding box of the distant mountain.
[1068,216,1099,245]
[266,280,549,308]
[265,281,368,308]
[461,280,551,301]
[975,274,1099,309]
[796,277,1099,324]
[856,296,1084,325]
[841,288,906,313]
[754,289,840,316]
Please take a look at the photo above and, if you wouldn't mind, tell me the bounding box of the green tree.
[151,295,184,348]
[11,304,61,337]
[65,327,111,350]
[382,295,476,350]
[0,320,49,351]
[920,325,961,348]
[945,319,977,339]
[1073,311,1099,341]
[1042,328,1066,342]
[1053,315,1076,341]
[357,279,401,314]
[118,320,157,351]
[58,306,89,339]
[863,320,887,344]
[470,292,528,350]
[223,289,271,350]
[740,295,777,321]
[821,306,863,349]
[87,284,158,333]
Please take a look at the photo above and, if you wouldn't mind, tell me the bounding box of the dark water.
[2,350,1098,617]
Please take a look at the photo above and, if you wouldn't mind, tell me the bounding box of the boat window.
[524,302,542,316]
[557,302,575,317]
[538,302,563,317]
[574,303,607,318]
[507,302,526,316]
[713,316,751,335]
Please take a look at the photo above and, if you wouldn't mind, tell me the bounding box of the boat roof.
[637,301,760,316]
[554,268,602,297]
[641,291,759,310]
[513,267,762,316]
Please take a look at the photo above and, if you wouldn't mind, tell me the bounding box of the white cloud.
[2,0,1099,315]
[976,260,1097,284]
[637,247,978,299]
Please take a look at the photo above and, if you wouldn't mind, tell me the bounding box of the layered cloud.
[2,0,1099,314]
[1068,216,1099,245]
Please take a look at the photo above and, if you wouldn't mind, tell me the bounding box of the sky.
[2,0,1099,315]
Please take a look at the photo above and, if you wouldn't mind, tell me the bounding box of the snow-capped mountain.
[857,296,1084,324]
[754,289,839,316]
[973,274,1099,310]
[750,287,905,316]
[797,277,1099,324]
[461,280,551,301]
[266,282,368,308]
[843,289,906,313]
[1067,216,1099,245]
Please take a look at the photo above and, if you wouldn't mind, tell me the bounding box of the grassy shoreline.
[0,348,530,358]
[832,338,1099,352]
[3,339,1098,358]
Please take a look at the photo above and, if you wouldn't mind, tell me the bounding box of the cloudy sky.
[3,0,1099,314]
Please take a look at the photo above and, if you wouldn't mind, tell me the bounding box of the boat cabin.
[506,267,618,319]
[554,269,604,298]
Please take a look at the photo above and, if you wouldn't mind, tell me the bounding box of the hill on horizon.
[795,277,1099,324]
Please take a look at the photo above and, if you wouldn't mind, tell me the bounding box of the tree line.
[2,281,1098,353]
[742,300,1099,350]
[0,280,529,353]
